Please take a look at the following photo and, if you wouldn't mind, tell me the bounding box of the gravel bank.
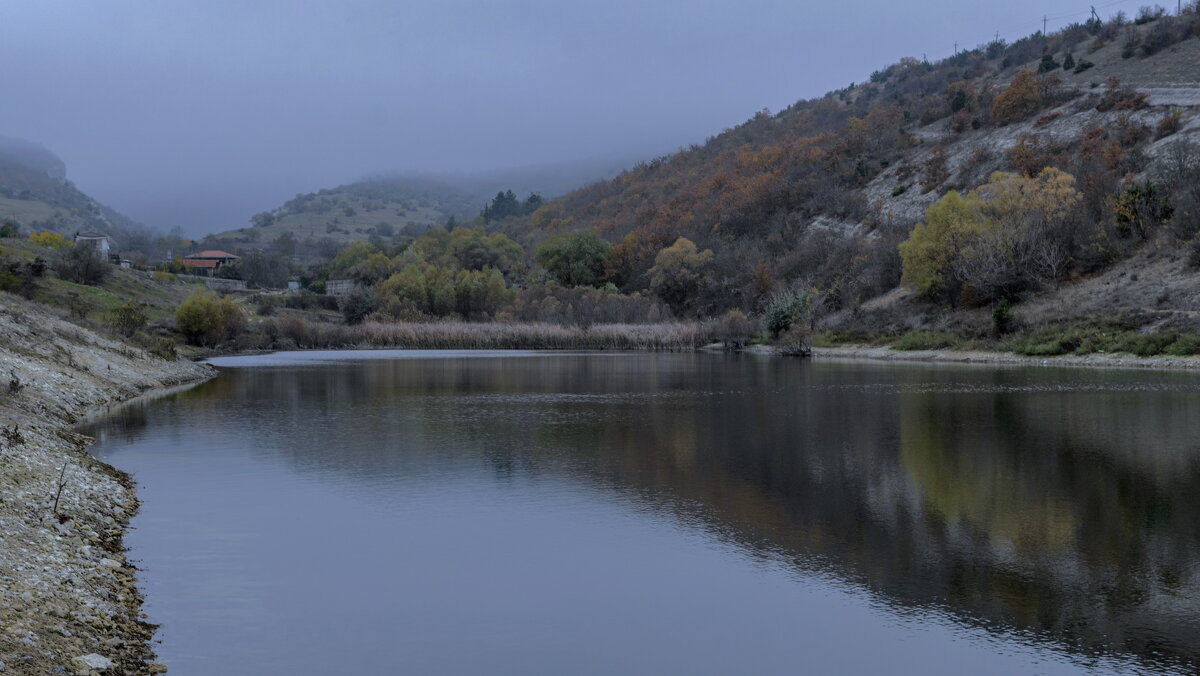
[811,345,1200,370]
[0,294,213,675]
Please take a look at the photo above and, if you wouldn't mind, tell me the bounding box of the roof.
[75,232,108,239]
[185,250,239,260]
[180,259,220,269]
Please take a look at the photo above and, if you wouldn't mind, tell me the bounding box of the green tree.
[447,227,523,272]
[327,241,380,279]
[535,231,611,287]
[338,285,376,324]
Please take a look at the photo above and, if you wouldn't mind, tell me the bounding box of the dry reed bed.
[272,319,720,351]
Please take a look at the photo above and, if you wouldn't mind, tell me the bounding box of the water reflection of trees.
[103,356,1200,670]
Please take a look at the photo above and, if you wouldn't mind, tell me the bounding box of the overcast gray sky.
[0,0,1141,235]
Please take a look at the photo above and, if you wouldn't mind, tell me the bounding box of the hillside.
[0,137,142,238]
[484,9,1200,341]
[209,151,650,252]
[209,176,481,249]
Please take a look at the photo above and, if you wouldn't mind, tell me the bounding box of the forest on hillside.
[262,6,1200,339]
[5,5,1200,357]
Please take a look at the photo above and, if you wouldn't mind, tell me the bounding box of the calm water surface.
[83,351,1200,675]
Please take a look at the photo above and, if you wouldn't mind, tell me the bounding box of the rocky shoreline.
[810,345,1200,370]
[0,295,213,675]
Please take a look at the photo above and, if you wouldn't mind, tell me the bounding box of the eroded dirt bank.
[0,294,213,675]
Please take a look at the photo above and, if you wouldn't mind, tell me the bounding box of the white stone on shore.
[72,653,114,670]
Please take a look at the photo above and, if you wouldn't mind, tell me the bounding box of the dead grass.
[264,318,720,351]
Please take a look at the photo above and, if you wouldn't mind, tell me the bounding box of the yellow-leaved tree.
[900,167,1082,304]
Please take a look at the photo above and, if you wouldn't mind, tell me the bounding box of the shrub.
[338,284,376,325]
[762,288,810,337]
[775,325,811,355]
[921,146,949,192]
[0,260,20,292]
[992,71,1043,125]
[1038,53,1060,73]
[1134,5,1164,25]
[891,330,960,351]
[1073,59,1094,73]
[108,301,148,337]
[0,221,17,238]
[1008,330,1082,356]
[1114,181,1173,239]
[175,290,246,345]
[1156,108,1183,139]
[1165,334,1200,356]
[56,246,110,285]
[716,309,756,348]
[892,184,908,196]
[992,298,1013,336]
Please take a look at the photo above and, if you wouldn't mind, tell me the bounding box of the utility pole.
[1043,15,1048,35]
[953,41,958,55]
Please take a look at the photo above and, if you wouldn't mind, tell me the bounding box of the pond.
[83,351,1200,675]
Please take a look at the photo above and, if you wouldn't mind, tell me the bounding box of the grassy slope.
[1,237,202,322]
[215,199,451,246]
[0,195,60,225]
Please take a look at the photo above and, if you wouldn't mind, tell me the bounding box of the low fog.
[0,0,1107,236]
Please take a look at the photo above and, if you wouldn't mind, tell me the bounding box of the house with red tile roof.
[181,250,239,276]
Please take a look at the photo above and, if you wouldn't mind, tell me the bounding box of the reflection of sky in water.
[86,352,1200,675]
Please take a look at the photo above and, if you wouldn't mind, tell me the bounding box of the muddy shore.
[0,295,212,675]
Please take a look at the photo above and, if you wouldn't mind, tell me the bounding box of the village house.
[73,231,117,262]
[180,250,240,276]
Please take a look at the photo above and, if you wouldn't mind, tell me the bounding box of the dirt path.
[1138,87,1200,106]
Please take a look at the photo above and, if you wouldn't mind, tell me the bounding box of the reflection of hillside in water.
[92,355,1200,671]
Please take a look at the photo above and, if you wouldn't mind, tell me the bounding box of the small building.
[181,250,240,276]
[74,231,114,257]
[325,279,355,295]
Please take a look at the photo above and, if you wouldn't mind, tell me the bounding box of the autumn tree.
[647,237,714,316]
[899,191,981,298]
[900,168,1082,304]
[175,291,246,345]
[991,70,1043,125]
